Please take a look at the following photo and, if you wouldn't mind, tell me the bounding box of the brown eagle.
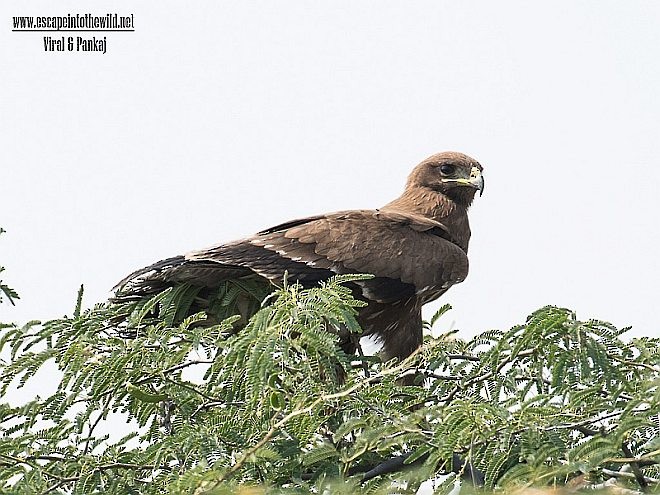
[114,151,484,361]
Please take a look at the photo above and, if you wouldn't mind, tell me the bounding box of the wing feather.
[249,209,468,300]
[119,209,467,305]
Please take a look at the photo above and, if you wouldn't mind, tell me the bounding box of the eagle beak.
[451,166,485,196]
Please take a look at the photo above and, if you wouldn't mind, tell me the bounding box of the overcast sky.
[2,1,659,342]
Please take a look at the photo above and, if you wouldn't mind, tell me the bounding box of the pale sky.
[2,1,659,341]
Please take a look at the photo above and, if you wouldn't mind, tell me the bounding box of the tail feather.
[113,255,253,299]
[113,256,186,291]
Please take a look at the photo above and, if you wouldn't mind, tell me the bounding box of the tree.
[1,228,658,494]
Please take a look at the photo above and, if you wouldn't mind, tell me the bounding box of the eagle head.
[407,151,484,207]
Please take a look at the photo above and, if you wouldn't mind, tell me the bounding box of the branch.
[621,443,649,490]
[602,468,660,484]
[446,353,481,362]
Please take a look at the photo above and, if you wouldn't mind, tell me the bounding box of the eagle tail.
[111,254,273,329]
[112,254,256,301]
[113,256,186,292]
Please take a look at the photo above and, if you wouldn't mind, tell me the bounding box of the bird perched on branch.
[114,151,484,362]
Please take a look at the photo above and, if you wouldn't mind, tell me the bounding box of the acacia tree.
[0,228,659,494]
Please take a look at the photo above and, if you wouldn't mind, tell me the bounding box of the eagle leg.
[359,298,423,366]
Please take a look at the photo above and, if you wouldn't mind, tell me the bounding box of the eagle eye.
[439,164,455,176]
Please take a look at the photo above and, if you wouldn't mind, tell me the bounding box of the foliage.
[0,232,659,494]
[0,229,19,306]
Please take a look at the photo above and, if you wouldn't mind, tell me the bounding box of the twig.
[189,399,246,421]
[162,375,217,401]
[37,462,170,494]
[40,478,78,495]
[446,353,481,362]
[442,349,535,403]
[72,359,217,405]
[416,369,462,381]
[608,354,660,373]
[353,335,370,378]
[586,477,643,494]
[83,395,113,455]
[602,468,660,484]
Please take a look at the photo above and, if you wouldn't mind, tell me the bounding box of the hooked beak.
[448,166,485,196]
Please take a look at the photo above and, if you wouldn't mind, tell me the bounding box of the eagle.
[114,151,484,362]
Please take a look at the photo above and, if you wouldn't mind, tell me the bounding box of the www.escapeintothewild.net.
[12,13,134,54]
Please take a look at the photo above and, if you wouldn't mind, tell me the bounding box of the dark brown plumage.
[114,151,484,361]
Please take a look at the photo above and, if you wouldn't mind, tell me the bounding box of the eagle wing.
[182,209,469,303]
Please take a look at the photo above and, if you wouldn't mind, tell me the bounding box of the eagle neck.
[382,186,471,252]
